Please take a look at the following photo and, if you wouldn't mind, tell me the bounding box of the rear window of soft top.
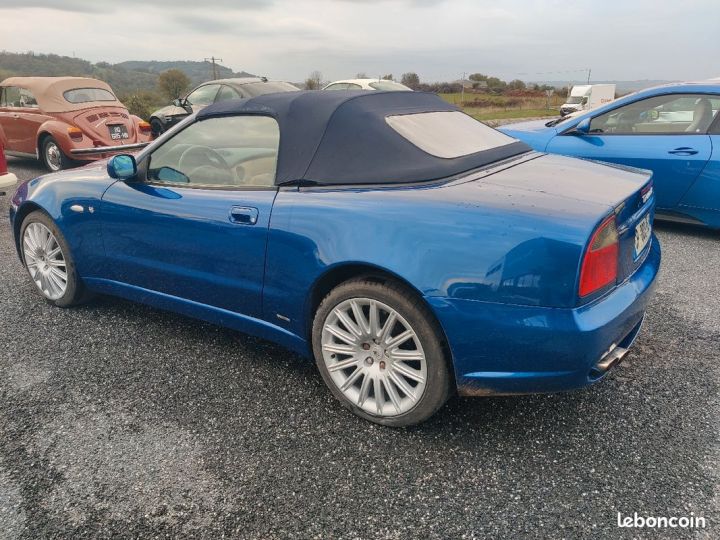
[63,88,117,103]
[386,111,518,158]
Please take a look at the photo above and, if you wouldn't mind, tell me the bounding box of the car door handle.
[668,147,699,156]
[229,206,259,225]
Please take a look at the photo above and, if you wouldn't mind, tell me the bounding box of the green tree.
[401,72,420,89]
[468,73,488,82]
[507,79,526,91]
[486,76,507,92]
[157,69,191,101]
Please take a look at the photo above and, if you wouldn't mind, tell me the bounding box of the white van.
[560,84,616,116]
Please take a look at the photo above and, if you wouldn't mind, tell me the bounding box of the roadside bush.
[121,91,163,120]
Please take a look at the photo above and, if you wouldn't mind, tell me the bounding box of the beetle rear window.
[386,111,518,158]
[63,88,117,103]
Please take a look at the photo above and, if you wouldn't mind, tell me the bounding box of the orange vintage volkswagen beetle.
[0,76,152,171]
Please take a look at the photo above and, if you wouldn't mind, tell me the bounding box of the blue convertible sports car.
[500,81,720,229]
[9,91,660,426]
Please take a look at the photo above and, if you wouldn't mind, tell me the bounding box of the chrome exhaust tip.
[596,343,629,373]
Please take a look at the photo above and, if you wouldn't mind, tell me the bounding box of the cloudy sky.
[0,0,717,83]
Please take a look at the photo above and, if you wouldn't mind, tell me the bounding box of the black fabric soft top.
[198,90,531,186]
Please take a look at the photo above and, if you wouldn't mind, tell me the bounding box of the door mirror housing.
[569,117,591,135]
[173,97,192,112]
[107,154,137,180]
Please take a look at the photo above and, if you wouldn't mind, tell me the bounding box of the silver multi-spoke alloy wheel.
[22,222,68,300]
[44,140,63,172]
[321,297,428,417]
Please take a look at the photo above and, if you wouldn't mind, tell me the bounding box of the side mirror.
[570,117,591,135]
[172,98,183,107]
[107,154,137,180]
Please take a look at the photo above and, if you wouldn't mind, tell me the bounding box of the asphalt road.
[0,157,718,539]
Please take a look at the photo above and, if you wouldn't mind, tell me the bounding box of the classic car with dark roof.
[148,77,299,136]
[9,91,660,426]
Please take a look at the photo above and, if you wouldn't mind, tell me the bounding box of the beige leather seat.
[686,98,713,132]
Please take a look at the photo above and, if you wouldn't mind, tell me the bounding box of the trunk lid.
[475,153,654,288]
[72,106,139,145]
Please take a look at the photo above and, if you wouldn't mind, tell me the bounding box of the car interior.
[149,143,278,188]
[146,115,279,188]
[589,94,720,134]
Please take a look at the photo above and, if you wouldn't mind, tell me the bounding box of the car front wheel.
[20,210,89,307]
[312,278,451,426]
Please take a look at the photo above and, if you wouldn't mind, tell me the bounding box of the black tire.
[150,118,165,138]
[41,136,73,172]
[312,278,451,427]
[20,210,90,307]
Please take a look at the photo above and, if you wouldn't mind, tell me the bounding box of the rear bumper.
[429,234,661,396]
[0,172,17,191]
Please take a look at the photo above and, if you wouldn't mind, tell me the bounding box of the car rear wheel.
[41,136,72,172]
[20,210,89,307]
[312,278,451,426]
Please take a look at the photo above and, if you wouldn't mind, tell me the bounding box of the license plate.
[634,213,651,259]
[108,124,129,141]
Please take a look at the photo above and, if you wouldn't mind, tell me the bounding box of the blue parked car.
[9,91,660,426]
[500,81,720,229]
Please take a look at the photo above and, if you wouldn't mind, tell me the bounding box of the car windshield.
[386,111,518,158]
[240,81,299,97]
[63,88,116,103]
[565,95,583,104]
[369,81,411,91]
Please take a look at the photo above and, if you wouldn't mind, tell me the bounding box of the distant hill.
[0,51,255,96]
[532,79,677,93]
[115,60,256,86]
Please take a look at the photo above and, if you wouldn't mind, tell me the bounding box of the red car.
[0,76,152,171]
[0,129,17,193]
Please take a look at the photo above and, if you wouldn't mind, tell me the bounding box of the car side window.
[18,88,39,108]
[215,85,241,103]
[589,94,720,135]
[147,115,280,189]
[346,83,362,90]
[325,83,348,91]
[711,116,720,135]
[185,84,221,107]
[1,86,22,107]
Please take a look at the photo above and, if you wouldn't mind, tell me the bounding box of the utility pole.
[587,68,591,84]
[204,56,223,80]
[461,71,466,105]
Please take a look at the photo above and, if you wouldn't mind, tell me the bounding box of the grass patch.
[465,108,559,121]
[436,92,560,121]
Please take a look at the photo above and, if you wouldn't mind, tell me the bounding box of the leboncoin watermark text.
[617,512,706,529]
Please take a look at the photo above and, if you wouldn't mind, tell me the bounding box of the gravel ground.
[0,157,718,539]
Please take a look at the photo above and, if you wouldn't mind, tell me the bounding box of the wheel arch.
[36,120,74,157]
[12,201,47,261]
[304,262,456,386]
[37,131,52,155]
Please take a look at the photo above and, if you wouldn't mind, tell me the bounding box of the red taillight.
[138,121,151,134]
[67,126,83,141]
[579,215,619,297]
